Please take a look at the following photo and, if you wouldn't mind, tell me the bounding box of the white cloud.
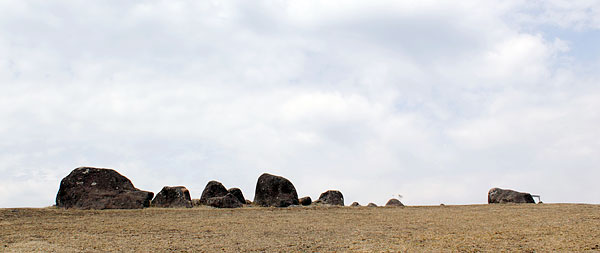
[513,0,600,30]
[0,0,599,207]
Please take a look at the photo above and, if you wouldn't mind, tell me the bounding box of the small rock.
[350,202,360,207]
[367,203,377,207]
[191,199,201,206]
[385,198,404,207]
[299,196,312,206]
[316,190,344,206]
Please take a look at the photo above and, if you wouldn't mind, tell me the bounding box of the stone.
[350,202,360,207]
[228,188,245,204]
[385,198,404,207]
[199,181,229,205]
[488,188,535,204]
[206,193,243,208]
[192,199,201,206]
[367,203,378,207]
[316,190,344,206]
[299,196,312,206]
[151,186,192,208]
[253,173,299,207]
[55,167,153,209]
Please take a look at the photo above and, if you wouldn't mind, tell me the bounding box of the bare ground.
[1,204,599,252]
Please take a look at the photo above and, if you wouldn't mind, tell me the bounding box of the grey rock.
[228,188,245,204]
[199,181,229,205]
[488,188,535,204]
[316,190,344,206]
[253,173,299,207]
[385,198,404,207]
[151,186,192,208]
[56,167,153,209]
[206,193,243,208]
[299,196,312,206]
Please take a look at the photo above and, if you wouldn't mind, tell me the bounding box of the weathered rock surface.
[316,190,344,206]
[350,202,361,207]
[299,196,312,206]
[228,188,245,204]
[206,193,243,208]
[385,198,404,207]
[199,181,229,205]
[151,186,192,208]
[56,167,153,209]
[488,188,535,204]
[367,203,378,207]
[253,173,299,207]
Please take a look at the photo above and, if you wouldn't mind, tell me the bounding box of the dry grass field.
[1,204,599,252]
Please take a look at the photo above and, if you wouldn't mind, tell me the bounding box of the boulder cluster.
[55,167,329,210]
[55,167,538,210]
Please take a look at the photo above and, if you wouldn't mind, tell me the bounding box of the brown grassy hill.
[1,204,599,251]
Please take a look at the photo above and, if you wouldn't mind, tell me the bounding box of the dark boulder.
[55,167,153,209]
[385,198,404,207]
[367,203,378,207]
[228,188,246,204]
[299,196,312,206]
[488,188,535,204]
[253,173,299,207]
[151,186,192,208]
[350,202,360,207]
[199,181,229,205]
[316,190,344,206]
[206,193,243,208]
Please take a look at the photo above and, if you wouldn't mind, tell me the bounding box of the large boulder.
[488,188,535,204]
[253,173,299,207]
[385,198,404,207]
[199,181,229,205]
[151,186,192,208]
[206,193,243,208]
[56,167,154,209]
[228,188,246,204]
[316,190,344,206]
[299,196,312,206]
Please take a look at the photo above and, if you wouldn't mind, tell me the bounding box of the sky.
[1,0,599,207]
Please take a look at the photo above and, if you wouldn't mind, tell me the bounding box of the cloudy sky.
[1,0,599,207]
